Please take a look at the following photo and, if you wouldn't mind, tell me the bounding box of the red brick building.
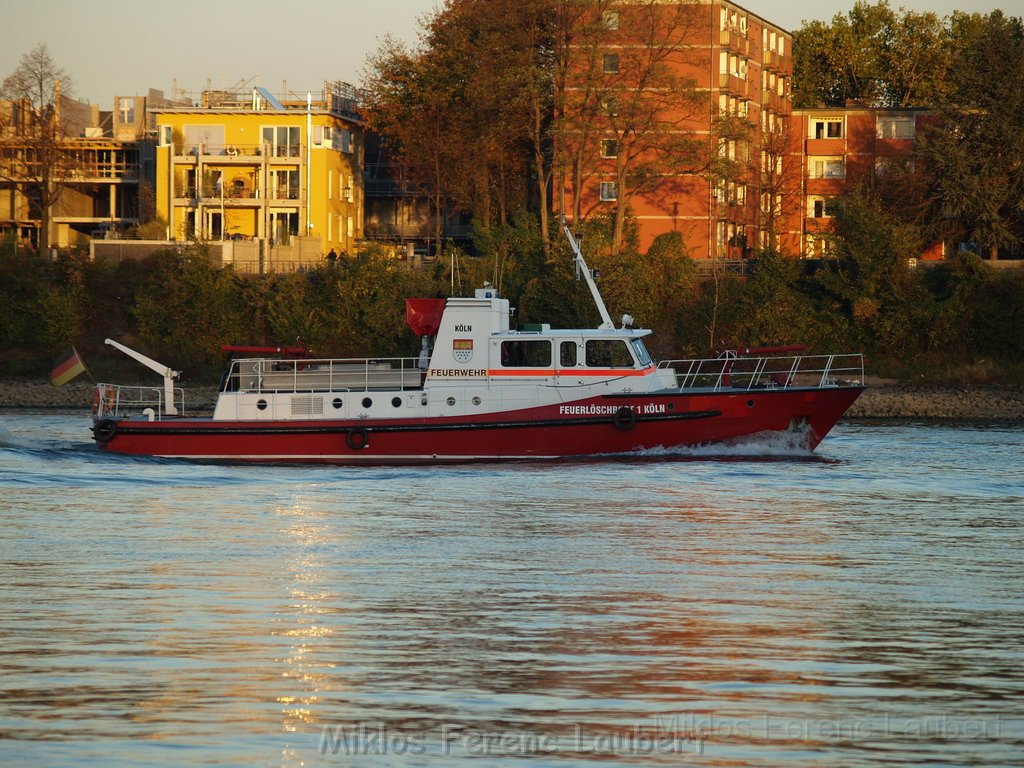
[558,0,793,259]
[791,105,943,260]
[559,1,947,263]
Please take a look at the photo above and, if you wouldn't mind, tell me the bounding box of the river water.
[0,410,1022,767]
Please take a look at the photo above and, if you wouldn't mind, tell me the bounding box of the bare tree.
[559,0,705,253]
[0,43,78,254]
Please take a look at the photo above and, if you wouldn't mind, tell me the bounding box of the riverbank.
[2,378,1023,419]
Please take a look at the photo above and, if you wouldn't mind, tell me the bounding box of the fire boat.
[90,226,865,464]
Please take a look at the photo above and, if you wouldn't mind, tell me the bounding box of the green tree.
[792,2,952,108]
[812,185,930,355]
[131,248,245,370]
[915,11,1024,260]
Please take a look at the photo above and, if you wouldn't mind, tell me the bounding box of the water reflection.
[0,413,1021,766]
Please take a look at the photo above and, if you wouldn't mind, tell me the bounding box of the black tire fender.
[346,427,370,450]
[613,406,637,431]
[93,419,118,443]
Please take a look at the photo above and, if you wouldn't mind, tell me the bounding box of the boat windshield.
[631,338,653,366]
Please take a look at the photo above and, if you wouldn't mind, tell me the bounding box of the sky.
[1,0,1020,107]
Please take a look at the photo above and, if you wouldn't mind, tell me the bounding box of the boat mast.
[562,219,615,329]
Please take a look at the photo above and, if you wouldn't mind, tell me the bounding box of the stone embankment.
[1,379,1023,419]
[0,380,220,411]
[847,384,1024,419]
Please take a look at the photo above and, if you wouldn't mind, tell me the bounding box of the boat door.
[555,339,586,386]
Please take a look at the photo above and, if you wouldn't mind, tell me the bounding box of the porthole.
[446,397,456,406]
[747,399,755,408]
[256,399,267,411]
[391,397,402,408]
[362,397,373,408]
[332,398,343,410]
[667,402,675,411]
[472,396,481,406]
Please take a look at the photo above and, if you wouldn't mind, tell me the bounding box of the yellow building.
[154,83,363,270]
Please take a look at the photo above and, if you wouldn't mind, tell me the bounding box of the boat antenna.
[561,217,615,329]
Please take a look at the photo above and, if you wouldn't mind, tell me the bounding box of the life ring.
[613,406,636,431]
[93,418,118,443]
[226,145,238,156]
[346,427,369,450]
[92,386,116,416]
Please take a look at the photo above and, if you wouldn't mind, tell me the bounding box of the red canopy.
[406,299,446,337]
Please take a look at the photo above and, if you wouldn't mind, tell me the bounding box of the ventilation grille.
[290,395,324,417]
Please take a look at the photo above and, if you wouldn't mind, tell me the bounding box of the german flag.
[50,347,87,387]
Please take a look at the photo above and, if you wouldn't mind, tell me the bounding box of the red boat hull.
[91,387,864,464]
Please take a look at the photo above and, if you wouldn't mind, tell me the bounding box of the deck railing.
[658,353,864,392]
[93,383,185,420]
[224,357,424,394]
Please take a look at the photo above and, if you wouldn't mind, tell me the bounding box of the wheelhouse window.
[500,340,551,368]
[630,339,652,367]
[560,341,578,367]
[585,340,634,368]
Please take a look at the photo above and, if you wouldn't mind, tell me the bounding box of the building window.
[602,10,618,30]
[806,234,832,258]
[809,197,835,218]
[603,53,619,74]
[184,124,225,154]
[599,181,618,201]
[601,139,618,158]
[877,116,915,139]
[119,98,135,124]
[812,119,843,139]
[600,96,618,116]
[810,157,845,179]
[270,169,299,199]
[263,125,301,157]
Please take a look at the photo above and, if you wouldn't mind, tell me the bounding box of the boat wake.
[629,429,819,460]
[0,419,31,449]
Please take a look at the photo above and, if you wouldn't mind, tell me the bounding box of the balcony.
[172,143,302,163]
[719,73,749,97]
[174,185,301,203]
[719,28,750,55]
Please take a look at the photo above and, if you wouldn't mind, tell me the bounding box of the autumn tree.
[362,35,461,255]
[0,43,79,254]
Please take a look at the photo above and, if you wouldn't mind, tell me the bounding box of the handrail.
[93,383,185,420]
[224,356,424,394]
[658,353,864,392]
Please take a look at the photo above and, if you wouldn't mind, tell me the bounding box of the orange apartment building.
[559,1,953,264]
[792,105,943,261]
[559,0,793,260]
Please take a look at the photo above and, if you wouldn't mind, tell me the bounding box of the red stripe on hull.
[93,388,864,464]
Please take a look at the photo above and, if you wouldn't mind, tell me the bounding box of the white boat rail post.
[820,355,835,387]
[786,355,801,388]
[750,356,768,390]
[561,219,615,330]
[104,339,180,416]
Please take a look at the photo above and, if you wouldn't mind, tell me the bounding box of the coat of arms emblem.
[453,339,473,363]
